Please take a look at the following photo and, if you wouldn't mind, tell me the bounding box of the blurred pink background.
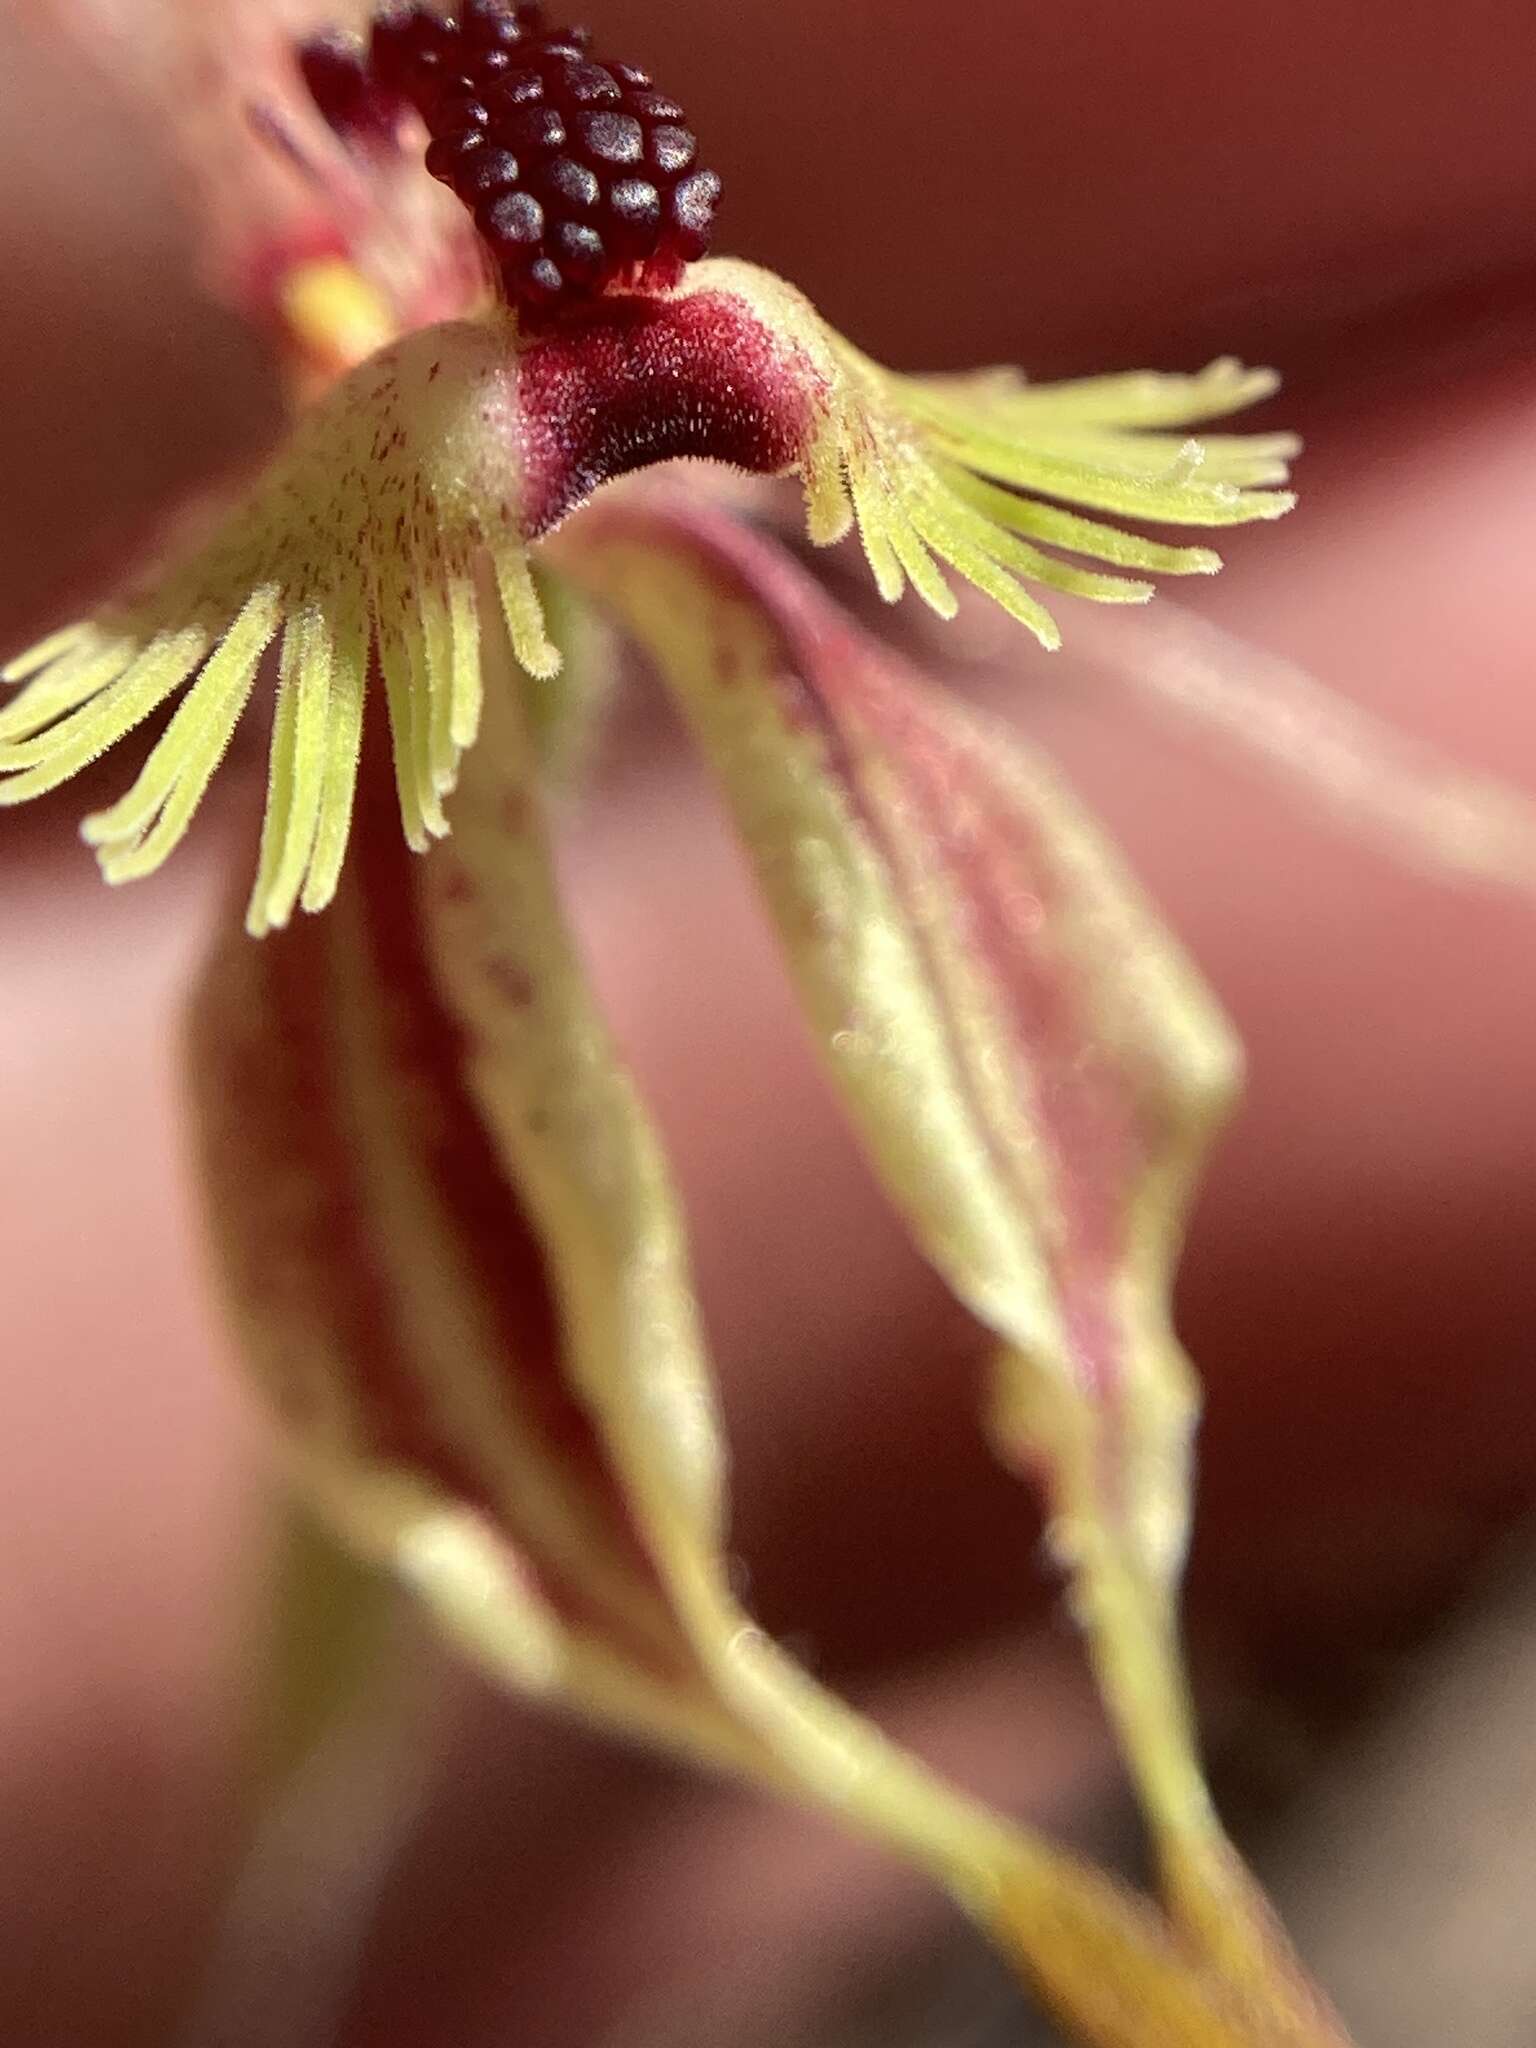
[2,3,1535,2043]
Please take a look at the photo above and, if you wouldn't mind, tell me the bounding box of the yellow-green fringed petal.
[2,313,559,914]
[680,263,1295,645]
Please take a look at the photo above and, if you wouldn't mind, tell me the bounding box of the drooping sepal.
[185,578,1354,2046]
[566,489,1239,1595]
[562,494,1355,2041]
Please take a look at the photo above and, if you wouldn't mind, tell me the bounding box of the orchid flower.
[10,4,1535,2044]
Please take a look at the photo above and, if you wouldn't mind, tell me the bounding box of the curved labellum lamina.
[1,0,1296,923]
[0,245,1295,929]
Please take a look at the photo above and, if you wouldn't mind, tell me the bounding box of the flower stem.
[1067,1538,1357,2044]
